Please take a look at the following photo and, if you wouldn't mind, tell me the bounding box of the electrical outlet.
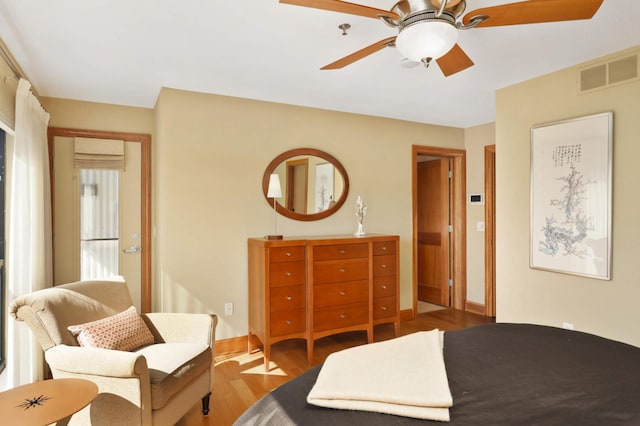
[562,322,574,330]
[224,302,233,316]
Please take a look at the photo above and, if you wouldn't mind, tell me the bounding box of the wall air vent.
[608,55,638,84]
[580,64,606,91]
[579,53,639,93]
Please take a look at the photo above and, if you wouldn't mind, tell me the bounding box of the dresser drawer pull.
[381,246,387,251]
[339,268,346,273]
[286,252,292,257]
[381,306,387,311]
[381,284,387,289]
[340,314,346,319]
[286,320,292,325]
[339,291,346,296]
[285,272,292,277]
[286,296,292,301]
[381,264,387,269]
[339,249,346,254]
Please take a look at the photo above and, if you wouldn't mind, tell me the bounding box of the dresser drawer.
[373,277,396,298]
[270,308,306,337]
[313,258,368,284]
[373,255,396,277]
[270,285,305,312]
[373,241,396,256]
[313,243,368,261]
[373,296,397,320]
[270,261,305,287]
[270,246,305,262]
[313,280,368,308]
[314,303,368,332]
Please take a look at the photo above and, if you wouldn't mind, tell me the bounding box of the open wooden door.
[417,158,451,306]
[412,145,467,318]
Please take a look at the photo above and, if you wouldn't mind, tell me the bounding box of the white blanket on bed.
[307,329,452,421]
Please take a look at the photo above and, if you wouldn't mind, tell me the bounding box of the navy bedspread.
[235,323,640,425]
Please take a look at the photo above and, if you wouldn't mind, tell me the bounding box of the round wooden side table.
[0,378,98,426]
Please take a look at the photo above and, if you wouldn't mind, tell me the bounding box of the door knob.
[122,245,142,254]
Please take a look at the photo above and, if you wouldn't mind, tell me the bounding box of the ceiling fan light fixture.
[395,20,458,62]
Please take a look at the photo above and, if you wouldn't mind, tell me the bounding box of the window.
[79,169,119,280]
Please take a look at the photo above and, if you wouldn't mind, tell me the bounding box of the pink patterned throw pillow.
[68,306,155,351]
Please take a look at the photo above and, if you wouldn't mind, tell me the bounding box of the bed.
[234,323,640,425]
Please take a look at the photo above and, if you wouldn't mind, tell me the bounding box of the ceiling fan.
[279,0,605,76]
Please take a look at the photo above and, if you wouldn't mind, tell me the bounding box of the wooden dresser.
[248,234,399,369]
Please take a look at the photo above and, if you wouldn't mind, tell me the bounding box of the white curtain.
[5,78,52,387]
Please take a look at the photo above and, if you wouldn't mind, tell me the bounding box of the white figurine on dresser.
[354,195,367,236]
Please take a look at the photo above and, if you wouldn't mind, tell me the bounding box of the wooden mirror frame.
[262,148,349,221]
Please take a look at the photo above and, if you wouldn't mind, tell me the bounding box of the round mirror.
[262,148,349,221]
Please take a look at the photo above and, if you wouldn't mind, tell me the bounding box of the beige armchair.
[10,279,217,426]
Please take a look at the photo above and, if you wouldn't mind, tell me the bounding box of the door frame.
[484,145,496,317]
[48,127,152,312]
[412,145,467,316]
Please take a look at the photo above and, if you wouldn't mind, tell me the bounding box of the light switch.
[477,221,485,232]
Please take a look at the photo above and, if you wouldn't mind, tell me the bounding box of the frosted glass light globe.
[395,20,458,61]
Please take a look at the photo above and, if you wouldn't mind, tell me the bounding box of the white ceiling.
[0,0,639,128]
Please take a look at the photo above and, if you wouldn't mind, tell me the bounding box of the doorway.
[48,128,152,312]
[412,145,467,316]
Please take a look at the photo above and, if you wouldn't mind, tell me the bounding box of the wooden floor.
[177,308,494,426]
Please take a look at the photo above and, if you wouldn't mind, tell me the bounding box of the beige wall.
[30,90,473,342]
[0,54,16,131]
[464,123,495,305]
[496,46,640,347]
[153,87,465,339]
[42,97,153,133]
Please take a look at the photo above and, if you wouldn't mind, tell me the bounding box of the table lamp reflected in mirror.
[266,174,283,240]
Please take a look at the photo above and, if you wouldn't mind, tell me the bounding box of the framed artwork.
[315,162,334,212]
[530,112,613,280]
